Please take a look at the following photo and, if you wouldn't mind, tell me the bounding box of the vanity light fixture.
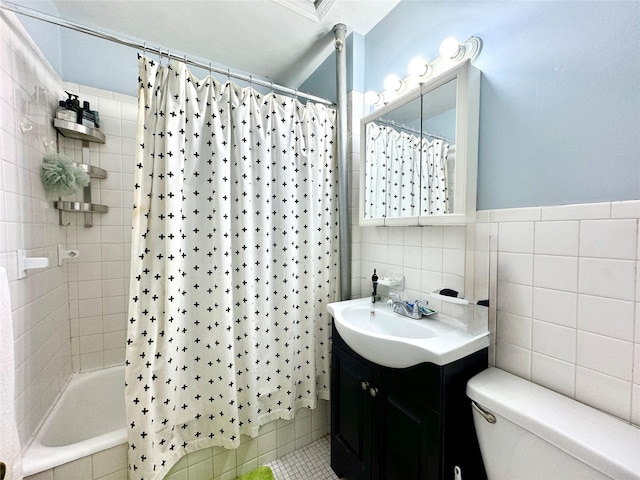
[365,35,482,107]
[407,56,432,79]
[364,91,385,106]
[439,36,483,62]
[383,74,405,93]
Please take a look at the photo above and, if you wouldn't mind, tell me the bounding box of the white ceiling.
[45,0,400,88]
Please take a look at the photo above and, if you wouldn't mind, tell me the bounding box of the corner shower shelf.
[54,118,105,143]
[54,201,108,214]
[53,117,108,226]
[52,162,109,216]
[74,162,107,179]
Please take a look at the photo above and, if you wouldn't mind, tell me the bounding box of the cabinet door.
[377,387,441,480]
[331,345,374,479]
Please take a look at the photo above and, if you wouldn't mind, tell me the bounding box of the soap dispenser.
[370,269,378,315]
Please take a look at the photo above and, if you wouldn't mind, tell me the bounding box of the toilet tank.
[467,368,640,480]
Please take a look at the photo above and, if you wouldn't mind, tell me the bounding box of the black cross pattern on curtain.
[125,56,340,480]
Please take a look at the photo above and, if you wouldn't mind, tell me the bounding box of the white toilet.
[466,368,640,480]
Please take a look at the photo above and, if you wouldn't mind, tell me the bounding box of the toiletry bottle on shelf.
[79,101,96,128]
[56,100,75,122]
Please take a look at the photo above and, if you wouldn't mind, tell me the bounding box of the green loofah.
[236,466,275,480]
[40,153,90,198]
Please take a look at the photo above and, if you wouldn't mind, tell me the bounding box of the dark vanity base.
[331,323,488,480]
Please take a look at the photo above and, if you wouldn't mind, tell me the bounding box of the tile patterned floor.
[267,436,343,480]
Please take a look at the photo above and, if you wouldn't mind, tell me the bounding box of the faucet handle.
[389,291,401,301]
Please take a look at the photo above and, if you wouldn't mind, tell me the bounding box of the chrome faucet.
[391,300,422,319]
[387,293,431,319]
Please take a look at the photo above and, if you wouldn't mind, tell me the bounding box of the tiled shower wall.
[57,82,136,373]
[349,91,639,427]
[1,8,135,447]
[0,9,73,447]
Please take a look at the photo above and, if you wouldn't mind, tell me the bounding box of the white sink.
[328,297,489,368]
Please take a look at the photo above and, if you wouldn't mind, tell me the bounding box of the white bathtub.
[22,365,127,477]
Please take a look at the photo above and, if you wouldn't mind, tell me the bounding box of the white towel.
[0,267,22,480]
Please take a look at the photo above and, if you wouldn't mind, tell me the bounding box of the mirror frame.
[359,60,480,226]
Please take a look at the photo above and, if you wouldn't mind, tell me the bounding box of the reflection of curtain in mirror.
[386,128,420,217]
[420,139,450,215]
[364,123,388,217]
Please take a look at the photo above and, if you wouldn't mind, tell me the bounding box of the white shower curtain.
[420,138,450,215]
[126,56,339,480]
[364,123,449,217]
[385,127,420,217]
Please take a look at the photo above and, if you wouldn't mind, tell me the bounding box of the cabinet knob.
[360,381,370,391]
[369,387,379,397]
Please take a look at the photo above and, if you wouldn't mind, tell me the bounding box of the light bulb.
[364,91,383,105]
[384,74,404,92]
[439,37,461,59]
[408,57,430,78]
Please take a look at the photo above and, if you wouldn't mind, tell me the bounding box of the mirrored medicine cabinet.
[360,60,480,226]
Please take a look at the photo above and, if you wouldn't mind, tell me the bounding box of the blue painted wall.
[14,0,640,209]
[305,1,640,210]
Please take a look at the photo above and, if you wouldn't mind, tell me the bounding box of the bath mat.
[237,466,275,480]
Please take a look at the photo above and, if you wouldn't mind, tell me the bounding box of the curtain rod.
[0,0,334,106]
[375,118,454,144]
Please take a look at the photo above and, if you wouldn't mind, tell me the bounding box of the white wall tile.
[578,257,636,300]
[403,226,421,247]
[541,202,611,221]
[443,225,466,249]
[636,303,640,344]
[580,219,637,260]
[52,457,93,480]
[497,281,532,318]
[92,444,127,478]
[387,226,403,245]
[532,320,576,363]
[498,222,534,253]
[575,367,631,421]
[633,343,640,384]
[577,294,634,341]
[421,246,442,271]
[576,331,633,381]
[479,202,638,424]
[497,252,533,286]
[491,207,541,223]
[531,353,575,397]
[632,384,640,426]
[532,287,577,328]
[442,248,465,277]
[610,201,640,219]
[534,255,578,292]
[534,221,579,256]
[496,311,531,348]
[495,341,531,379]
[421,226,443,247]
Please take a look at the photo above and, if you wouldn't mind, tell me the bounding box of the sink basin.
[328,297,489,368]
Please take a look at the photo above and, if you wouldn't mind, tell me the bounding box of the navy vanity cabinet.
[331,323,488,480]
